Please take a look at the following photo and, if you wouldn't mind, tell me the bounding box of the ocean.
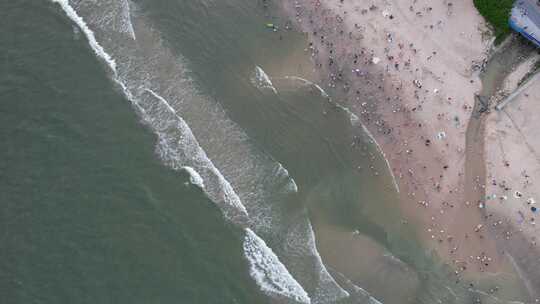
[0,1,531,303]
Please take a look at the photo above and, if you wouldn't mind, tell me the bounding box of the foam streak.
[51,0,117,74]
[144,88,249,217]
[243,228,311,304]
[122,0,136,40]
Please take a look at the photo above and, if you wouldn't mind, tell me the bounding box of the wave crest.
[243,228,311,304]
[251,66,278,94]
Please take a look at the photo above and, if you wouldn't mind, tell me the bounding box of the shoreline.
[277,0,539,300]
[280,0,495,271]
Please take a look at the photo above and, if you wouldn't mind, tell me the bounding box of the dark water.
[0,2,263,303]
[0,1,532,304]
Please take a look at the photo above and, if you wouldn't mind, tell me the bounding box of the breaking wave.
[328,270,382,304]
[283,217,351,303]
[52,0,251,222]
[251,66,278,94]
[51,0,117,74]
[281,74,399,194]
[244,228,311,304]
[181,166,205,189]
[50,1,353,303]
[120,0,136,40]
[140,88,249,221]
[282,76,329,98]
[277,163,299,193]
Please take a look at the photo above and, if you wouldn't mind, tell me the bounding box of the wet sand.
[277,0,494,273]
[309,202,419,303]
[272,0,538,301]
[483,38,540,299]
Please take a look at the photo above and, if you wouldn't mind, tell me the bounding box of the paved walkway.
[496,71,540,110]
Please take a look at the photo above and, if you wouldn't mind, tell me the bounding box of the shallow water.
[1,1,533,303]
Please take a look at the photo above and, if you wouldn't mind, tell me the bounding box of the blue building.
[510,0,540,47]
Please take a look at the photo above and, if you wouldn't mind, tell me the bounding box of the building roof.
[510,0,540,47]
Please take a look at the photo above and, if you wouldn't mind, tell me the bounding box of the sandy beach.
[276,0,540,300]
[485,71,540,299]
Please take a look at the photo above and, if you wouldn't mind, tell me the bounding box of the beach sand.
[276,0,540,300]
[485,72,540,299]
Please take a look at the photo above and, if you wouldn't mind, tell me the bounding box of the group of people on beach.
[262,0,540,295]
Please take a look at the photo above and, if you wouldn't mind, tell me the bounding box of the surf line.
[122,0,137,40]
[280,75,400,193]
[50,0,117,74]
[244,228,311,304]
[305,220,350,301]
[144,88,249,217]
[145,89,313,304]
[50,0,250,219]
[252,66,278,94]
[281,75,329,98]
[50,3,313,302]
[360,123,401,194]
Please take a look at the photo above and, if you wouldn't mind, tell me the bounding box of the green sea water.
[0,2,263,303]
[0,1,533,303]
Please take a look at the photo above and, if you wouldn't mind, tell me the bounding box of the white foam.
[304,220,350,301]
[121,0,137,40]
[145,89,176,113]
[52,0,248,220]
[252,66,278,94]
[181,166,205,188]
[114,78,135,102]
[289,179,299,193]
[282,217,350,303]
[277,163,298,193]
[334,103,361,127]
[52,4,339,302]
[243,228,311,304]
[144,89,248,218]
[283,76,329,98]
[281,74,399,195]
[51,0,117,74]
[328,269,382,304]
